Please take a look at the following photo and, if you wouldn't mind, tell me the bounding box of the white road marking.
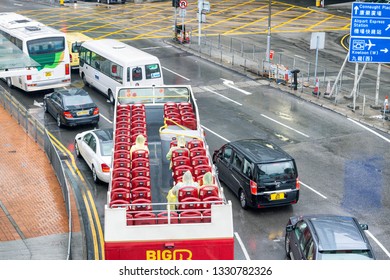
[348,118,390,143]
[299,181,327,199]
[141,46,172,50]
[203,86,242,106]
[234,232,251,260]
[221,78,253,95]
[162,66,190,81]
[100,113,112,124]
[261,114,310,138]
[14,3,23,6]
[366,230,390,259]
[201,125,230,142]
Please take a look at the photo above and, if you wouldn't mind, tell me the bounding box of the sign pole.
[198,0,202,45]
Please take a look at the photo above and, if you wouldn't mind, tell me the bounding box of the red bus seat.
[116,115,130,123]
[172,156,191,169]
[130,127,146,136]
[178,186,198,202]
[181,116,197,130]
[199,185,219,200]
[131,158,150,169]
[114,150,130,160]
[115,141,131,151]
[129,198,152,212]
[171,148,190,159]
[165,111,181,119]
[173,165,193,182]
[112,178,131,190]
[115,134,130,144]
[190,147,206,158]
[180,109,194,116]
[116,120,131,130]
[187,139,204,150]
[164,102,178,111]
[202,209,211,223]
[131,103,145,112]
[113,158,130,169]
[156,211,179,224]
[133,212,156,225]
[179,210,202,224]
[131,149,149,159]
[131,176,151,189]
[131,114,146,123]
[126,213,133,226]
[194,164,212,178]
[191,155,209,167]
[112,167,131,179]
[111,187,131,201]
[165,117,182,126]
[131,120,146,129]
[131,166,150,178]
[178,197,201,210]
[201,196,223,210]
[109,199,129,209]
[131,187,151,200]
[115,128,131,137]
[178,102,192,110]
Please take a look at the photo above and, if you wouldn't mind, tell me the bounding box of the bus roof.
[0,12,65,40]
[81,39,160,66]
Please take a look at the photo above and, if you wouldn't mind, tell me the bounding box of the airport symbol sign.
[349,2,390,63]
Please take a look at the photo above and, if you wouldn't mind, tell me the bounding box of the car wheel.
[6,77,13,89]
[82,73,89,87]
[108,89,115,105]
[92,165,101,183]
[285,234,291,260]
[43,100,48,113]
[239,189,248,210]
[74,141,81,158]
[56,114,62,128]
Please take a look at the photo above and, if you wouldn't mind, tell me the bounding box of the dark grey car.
[212,139,299,209]
[285,215,376,260]
[43,88,99,127]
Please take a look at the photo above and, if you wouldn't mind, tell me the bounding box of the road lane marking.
[366,230,390,259]
[348,118,390,143]
[234,232,251,260]
[299,181,327,199]
[162,66,190,81]
[221,79,252,95]
[261,114,310,138]
[100,113,112,124]
[201,125,230,142]
[203,87,242,106]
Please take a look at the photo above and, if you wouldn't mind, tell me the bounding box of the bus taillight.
[27,75,32,80]
[65,64,70,75]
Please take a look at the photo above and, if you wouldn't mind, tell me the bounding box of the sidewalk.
[0,105,80,260]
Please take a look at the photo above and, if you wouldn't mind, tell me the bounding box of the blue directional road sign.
[349,2,390,63]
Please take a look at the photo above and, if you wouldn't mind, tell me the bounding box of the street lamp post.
[266,0,271,63]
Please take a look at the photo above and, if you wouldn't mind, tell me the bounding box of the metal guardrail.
[0,86,72,260]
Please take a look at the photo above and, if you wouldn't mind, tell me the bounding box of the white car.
[74,128,113,183]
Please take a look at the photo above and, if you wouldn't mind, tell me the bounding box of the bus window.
[145,63,161,79]
[110,63,123,84]
[132,67,142,81]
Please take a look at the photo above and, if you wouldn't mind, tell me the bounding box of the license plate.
[45,71,52,77]
[77,110,89,116]
[270,193,285,200]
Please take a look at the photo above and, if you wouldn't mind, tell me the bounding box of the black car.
[212,139,299,209]
[43,88,99,127]
[285,215,376,260]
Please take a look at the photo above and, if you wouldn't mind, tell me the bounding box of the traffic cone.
[384,96,389,113]
[312,78,320,96]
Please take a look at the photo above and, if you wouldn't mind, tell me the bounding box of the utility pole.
[266,0,271,63]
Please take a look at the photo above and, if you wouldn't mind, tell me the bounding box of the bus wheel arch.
[82,72,89,87]
[6,77,13,89]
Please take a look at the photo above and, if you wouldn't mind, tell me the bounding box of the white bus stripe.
[234,232,251,260]
[203,87,242,106]
[261,114,310,138]
[348,118,390,143]
[299,181,327,199]
[366,230,390,259]
[162,66,190,81]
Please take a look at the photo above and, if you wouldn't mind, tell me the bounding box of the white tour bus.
[0,13,71,92]
[79,39,164,104]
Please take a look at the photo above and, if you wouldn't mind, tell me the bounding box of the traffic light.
[172,0,180,8]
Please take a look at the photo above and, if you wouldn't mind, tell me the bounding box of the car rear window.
[100,141,113,157]
[257,161,296,181]
[64,95,94,107]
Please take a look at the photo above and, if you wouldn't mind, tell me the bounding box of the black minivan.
[212,139,299,209]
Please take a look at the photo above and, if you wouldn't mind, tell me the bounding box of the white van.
[79,39,164,104]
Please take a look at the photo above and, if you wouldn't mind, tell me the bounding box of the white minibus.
[79,39,164,104]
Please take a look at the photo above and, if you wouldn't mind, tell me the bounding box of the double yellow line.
[47,130,105,260]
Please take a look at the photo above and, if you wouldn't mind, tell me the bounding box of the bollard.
[60,0,64,6]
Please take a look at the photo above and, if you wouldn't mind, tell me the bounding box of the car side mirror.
[286,225,293,232]
[360,224,368,231]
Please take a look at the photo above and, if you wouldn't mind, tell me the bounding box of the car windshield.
[320,250,374,260]
[257,161,296,181]
[100,141,113,157]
